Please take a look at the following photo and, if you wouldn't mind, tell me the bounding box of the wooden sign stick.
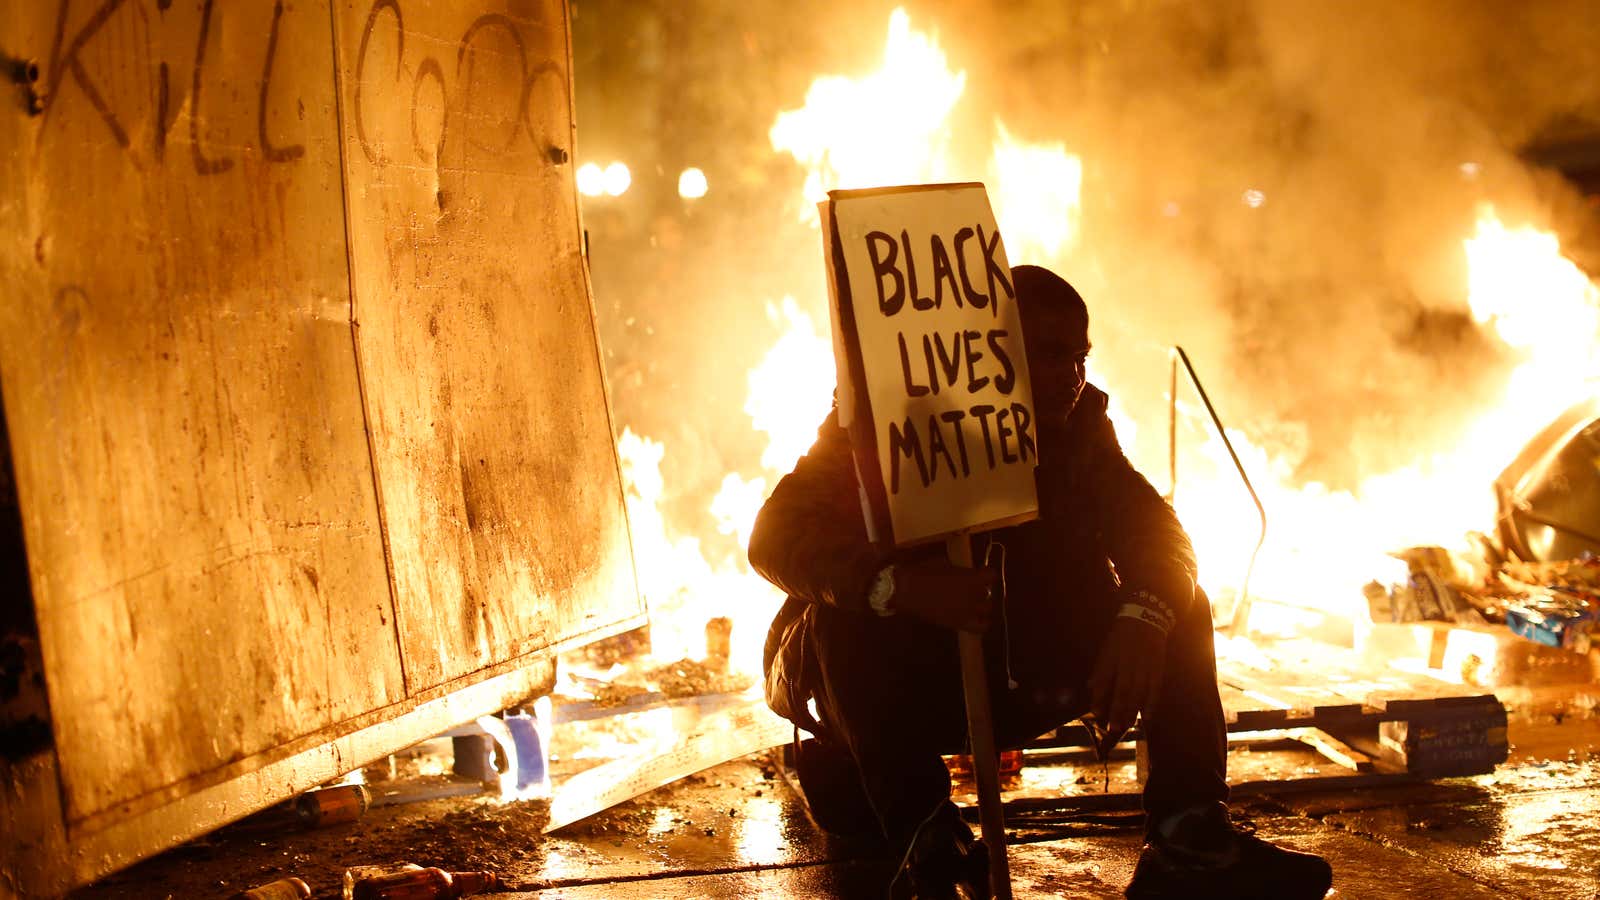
[948,532,1013,900]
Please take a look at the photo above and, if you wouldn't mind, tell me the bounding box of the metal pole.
[1171,347,1267,635]
[1167,350,1178,504]
[947,533,1012,900]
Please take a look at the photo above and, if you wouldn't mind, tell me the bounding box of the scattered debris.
[228,876,311,900]
[1365,544,1600,660]
[348,867,499,899]
[643,657,755,698]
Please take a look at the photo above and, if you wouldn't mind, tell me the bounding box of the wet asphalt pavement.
[512,702,1600,899]
[511,766,1600,899]
[73,690,1600,899]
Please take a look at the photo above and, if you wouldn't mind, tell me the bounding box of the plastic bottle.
[228,877,311,900]
[349,867,500,900]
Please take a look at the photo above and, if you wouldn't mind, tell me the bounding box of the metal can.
[295,783,371,828]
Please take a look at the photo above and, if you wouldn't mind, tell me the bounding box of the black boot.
[888,801,990,900]
[1125,802,1332,899]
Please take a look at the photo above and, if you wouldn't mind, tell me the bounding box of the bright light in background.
[611,297,836,672]
[1462,205,1600,447]
[678,167,709,199]
[769,8,966,216]
[603,162,632,197]
[1242,188,1266,208]
[990,123,1083,263]
[576,162,605,197]
[1466,205,1600,353]
[746,298,837,473]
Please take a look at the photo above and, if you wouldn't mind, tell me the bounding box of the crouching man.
[749,265,1332,899]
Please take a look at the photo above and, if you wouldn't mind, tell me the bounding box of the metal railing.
[1167,346,1267,636]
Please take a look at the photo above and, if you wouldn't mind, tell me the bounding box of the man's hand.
[1088,617,1167,737]
[886,560,998,633]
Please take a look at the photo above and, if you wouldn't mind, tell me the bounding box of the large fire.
[769,8,968,217]
[1190,206,1600,633]
[610,8,1600,676]
[611,297,834,674]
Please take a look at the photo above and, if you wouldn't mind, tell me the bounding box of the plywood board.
[331,0,641,690]
[0,0,403,824]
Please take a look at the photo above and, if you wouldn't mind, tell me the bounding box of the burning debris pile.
[1369,549,1600,655]
[1361,396,1600,666]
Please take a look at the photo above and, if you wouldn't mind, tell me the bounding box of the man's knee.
[809,607,967,749]
[812,605,960,687]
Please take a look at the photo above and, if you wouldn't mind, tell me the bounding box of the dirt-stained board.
[0,0,641,840]
[331,0,639,691]
[0,0,403,825]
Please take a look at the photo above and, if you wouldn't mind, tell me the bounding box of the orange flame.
[769,8,967,215]
[618,7,1600,671]
[1188,205,1600,634]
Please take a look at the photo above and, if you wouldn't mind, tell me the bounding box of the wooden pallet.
[767,639,1509,825]
[1028,638,1508,779]
[1215,639,1508,777]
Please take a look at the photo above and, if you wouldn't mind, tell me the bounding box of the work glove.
[882,559,998,634]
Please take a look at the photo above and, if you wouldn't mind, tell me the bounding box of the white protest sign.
[822,183,1038,547]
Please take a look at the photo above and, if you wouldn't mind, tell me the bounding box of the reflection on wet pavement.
[69,693,1600,899]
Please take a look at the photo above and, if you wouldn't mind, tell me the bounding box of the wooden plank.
[1230,706,1293,732]
[545,698,792,833]
[331,0,642,692]
[1219,666,1367,721]
[1224,639,1499,722]
[1223,640,1507,777]
[554,689,754,724]
[1364,689,1503,717]
[1286,728,1374,773]
[0,0,403,825]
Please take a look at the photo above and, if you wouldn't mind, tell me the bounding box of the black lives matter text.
[865,226,1035,494]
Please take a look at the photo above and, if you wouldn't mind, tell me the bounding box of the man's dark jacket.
[748,383,1199,731]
